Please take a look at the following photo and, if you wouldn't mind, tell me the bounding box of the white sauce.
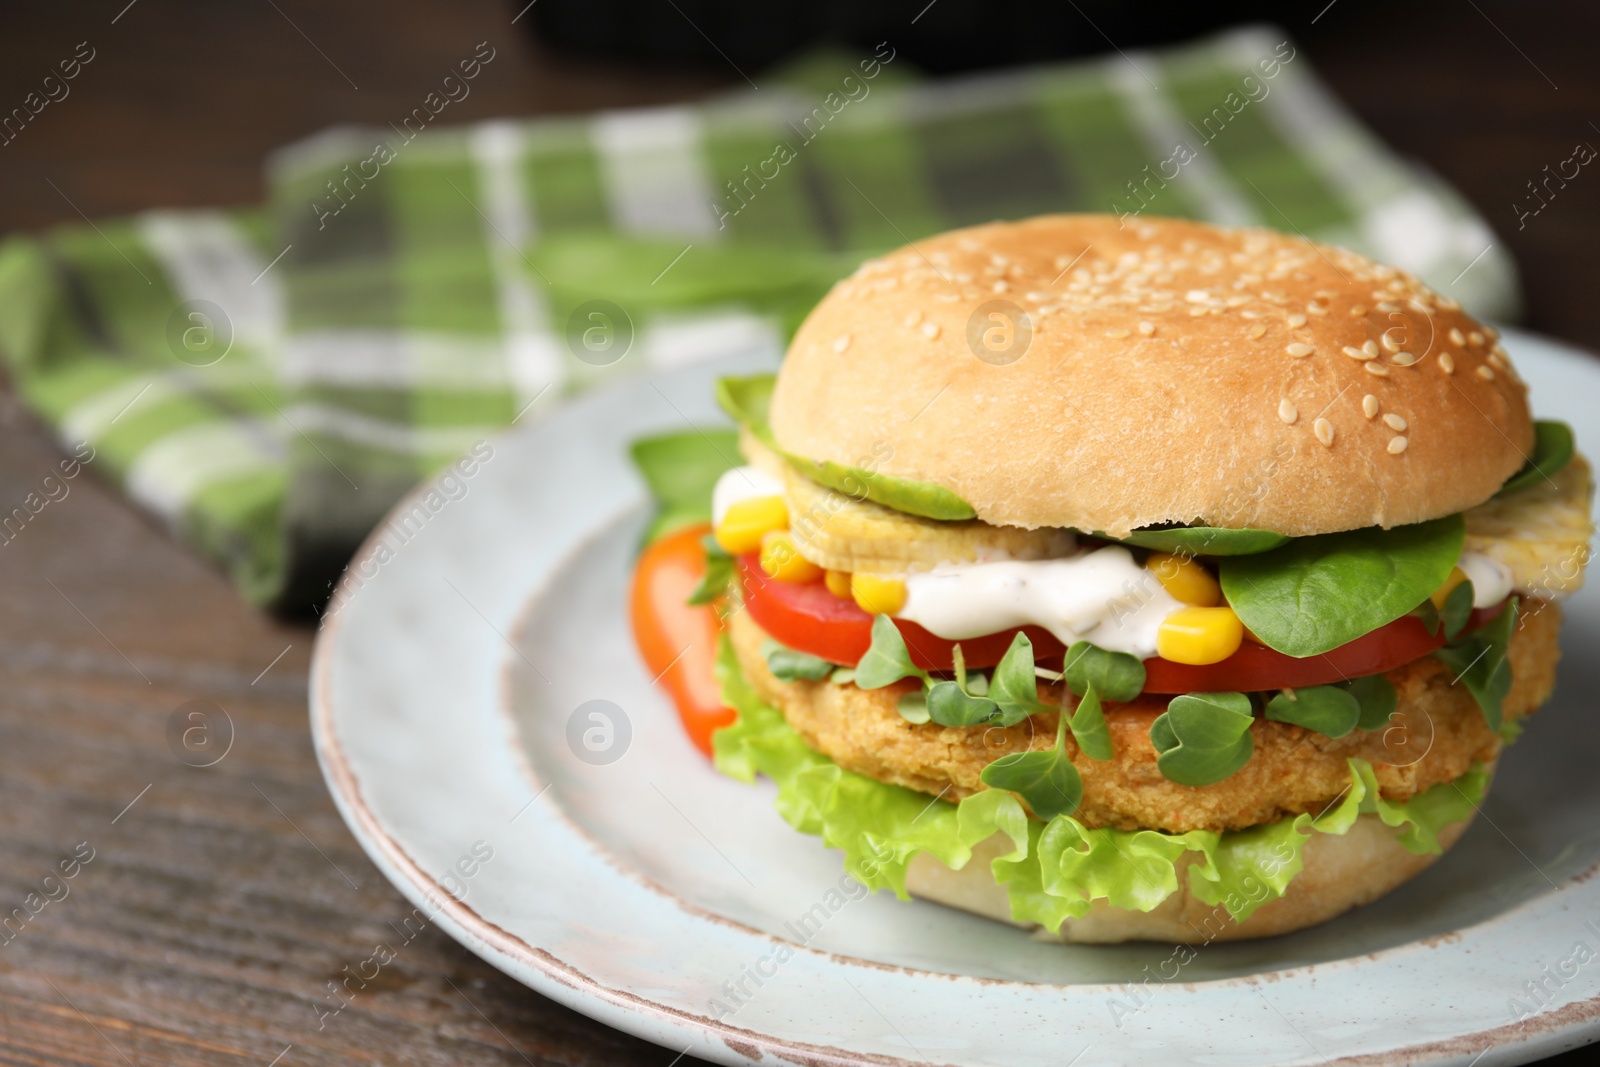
[1458,550,1515,608]
[711,466,784,525]
[898,545,1183,659]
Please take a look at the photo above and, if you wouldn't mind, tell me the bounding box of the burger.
[628,214,1592,943]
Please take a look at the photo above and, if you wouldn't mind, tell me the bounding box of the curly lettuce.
[713,637,1491,931]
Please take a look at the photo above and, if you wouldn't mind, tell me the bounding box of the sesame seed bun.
[769,215,1534,537]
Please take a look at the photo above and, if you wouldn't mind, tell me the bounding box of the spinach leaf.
[1441,578,1475,640]
[1119,526,1290,556]
[760,638,835,682]
[853,615,928,691]
[1344,674,1398,731]
[713,375,780,448]
[1069,683,1114,760]
[1498,420,1575,496]
[1434,597,1519,731]
[630,429,742,544]
[1264,685,1360,738]
[687,537,734,605]
[1150,692,1255,786]
[713,374,976,521]
[1218,515,1465,657]
[979,714,1083,820]
[1062,642,1146,703]
[989,632,1052,726]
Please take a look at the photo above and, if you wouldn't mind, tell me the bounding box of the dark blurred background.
[0,2,1596,1065]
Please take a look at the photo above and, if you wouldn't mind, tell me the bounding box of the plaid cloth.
[0,26,1520,611]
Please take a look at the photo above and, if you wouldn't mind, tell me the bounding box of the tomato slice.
[1141,601,1508,691]
[738,553,1508,689]
[738,555,1063,671]
[630,525,733,756]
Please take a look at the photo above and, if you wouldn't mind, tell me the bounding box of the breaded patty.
[727,600,1562,833]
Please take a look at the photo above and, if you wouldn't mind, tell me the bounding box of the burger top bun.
[769,215,1532,537]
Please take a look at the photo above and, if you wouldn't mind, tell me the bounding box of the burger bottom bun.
[905,807,1477,944]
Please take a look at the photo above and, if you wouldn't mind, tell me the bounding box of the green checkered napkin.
[0,26,1520,611]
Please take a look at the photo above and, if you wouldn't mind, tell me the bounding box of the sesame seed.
[904,310,923,328]
[1439,352,1455,373]
[1488,352,1508,370]
[1362,340,1380,358]
[1468,331,1485,346]
[1138,321,1156,336]
[1249,324,1267,339]
[1476,364,1495,380]
[1287,313,1308,328]
[833,335,851,352]
[1343,345,1375,361]
[1349,304,1368,317]
[1314,418,1335,446]
[922,322,941,340]
[1449,327,1466,346]
[1307,303,1328,315]
[1278,399,1298,424]
[1377,301,1401,313]
[1362,395,1380,419]
[1383,413,1408,431]
[1365,362,1390,377]
[1186,289,1210,303]
[1380,332,1402,353]
[1387,436,1408,455]
[1286,342,1315,357]
[992,280,1009,293]
[1106,328,1131,339]
[1391,351,1418,366]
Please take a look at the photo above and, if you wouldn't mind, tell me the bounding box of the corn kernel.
[825,569,853,599]
[760,531,823,583]
[1145,552,1222,607]
[1157,606,1245,665]
[713,495,787,554]
[851,573,907,616]
[1430,566,1468,609]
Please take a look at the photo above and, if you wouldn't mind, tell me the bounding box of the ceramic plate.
[312,327,1600,1066]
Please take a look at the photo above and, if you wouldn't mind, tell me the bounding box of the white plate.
[312,327,1600,1067]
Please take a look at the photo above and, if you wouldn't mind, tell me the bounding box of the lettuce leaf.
[714,638,1492,931]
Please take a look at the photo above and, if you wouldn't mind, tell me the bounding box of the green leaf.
[1412,597,1442,636]
[712,637,1490,930]
[713,374,977,521]
[1069,683,1114,760]
[1119,526,1290,556]
[927,681,999,727]
[896,690,931,724]
[1498,420,1575,496]
[629,430,742,544]
[980,717,1082,820]
[760,638,835,682]
[853,615,927,690]
[1441,579,1475,640]
[1344,674,1398,731]
[990,632,1052,727]
[1264,686,1360,738]
[687,537,733,605]
[713,375,779,447]
[1062,642,1146,703]
[1434,597,1519,732]
[830,667,857,685]
[1150,692,1255,787]
[1219,515,1466,657]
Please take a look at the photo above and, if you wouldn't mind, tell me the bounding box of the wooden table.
[0,2,1595,1063]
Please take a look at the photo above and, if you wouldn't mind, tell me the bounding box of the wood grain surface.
[0,1,1596,1064]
